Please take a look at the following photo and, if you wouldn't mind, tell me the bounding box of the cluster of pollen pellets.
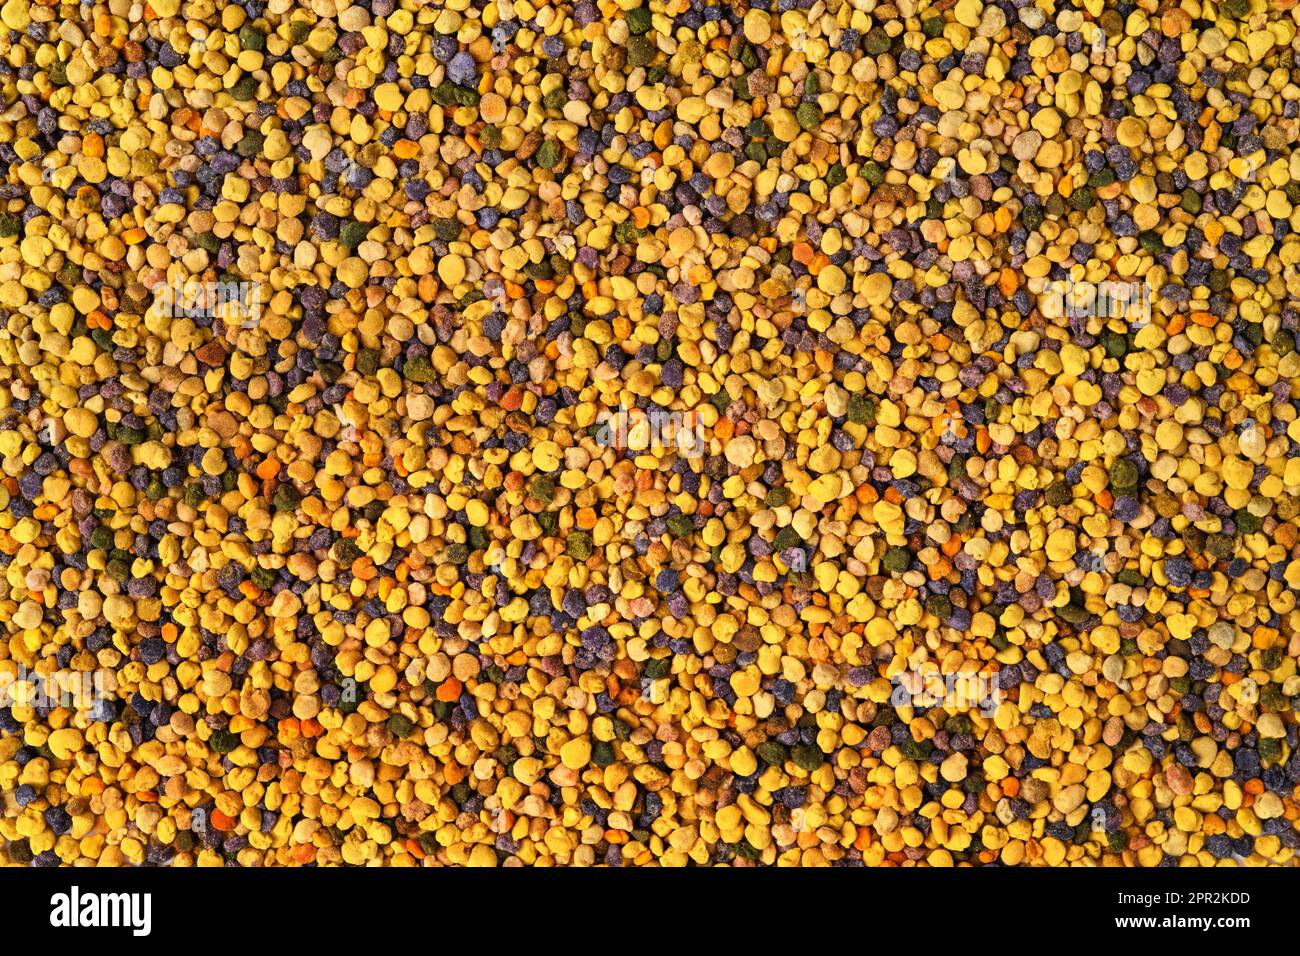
[2,0,1300,869]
